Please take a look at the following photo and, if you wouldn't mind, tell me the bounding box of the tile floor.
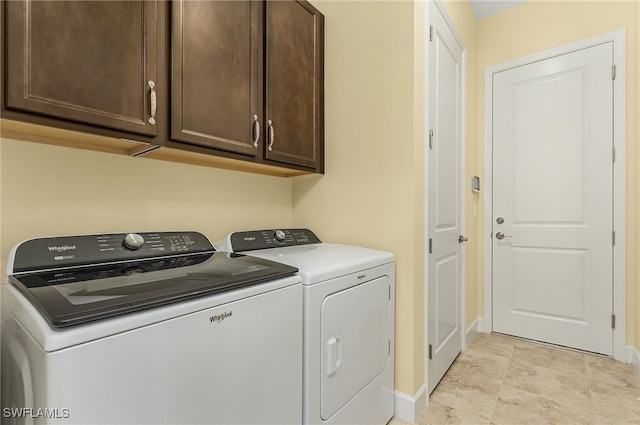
[390,333,640,425]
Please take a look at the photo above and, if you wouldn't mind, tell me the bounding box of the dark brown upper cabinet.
[4,1,162,138]
[264,0,324,170]
[171,1,262,157]
[2,0,324,175]
[171,0,324,172]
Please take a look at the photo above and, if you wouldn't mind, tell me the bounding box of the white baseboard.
[394,384,427,423]
[466,318,479,347]
[627,345,640,375]
[477,317,491,333]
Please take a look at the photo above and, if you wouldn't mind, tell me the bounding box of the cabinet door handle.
[267,120,275,152]
[252,115,260,147]
[148,80,157,125]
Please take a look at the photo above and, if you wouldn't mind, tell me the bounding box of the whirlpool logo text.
[210,311,232,324]
[47,245,76,253]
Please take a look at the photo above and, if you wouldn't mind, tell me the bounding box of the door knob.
[458,235,468,243]
[495,232,512,240]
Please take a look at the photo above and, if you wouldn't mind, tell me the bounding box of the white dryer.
[218,229,395,425]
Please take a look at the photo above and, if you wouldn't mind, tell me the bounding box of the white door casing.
[483,30,626,360]
[427,1,466,394]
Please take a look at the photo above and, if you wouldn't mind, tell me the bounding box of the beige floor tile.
[491,386,596,425]
[408,334,640,425]
[585,353,640,392]
[467,333,517,358]
[510,340,587,375]
[593,415,640,425]
[429,369,501,420]
[416,400,491,425]
[590,387,640,423]
[448,350,512,382]
[503,357,592,406]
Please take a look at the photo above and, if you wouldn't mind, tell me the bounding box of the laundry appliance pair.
[2,228,395,425]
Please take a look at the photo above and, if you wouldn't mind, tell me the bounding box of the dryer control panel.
[227,229,321,252]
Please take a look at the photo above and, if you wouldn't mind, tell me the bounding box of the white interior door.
[492,42,614,355]
[427,2,465,394]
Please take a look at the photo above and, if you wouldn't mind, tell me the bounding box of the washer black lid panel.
[10,252,298,327]
[12,231,214,273]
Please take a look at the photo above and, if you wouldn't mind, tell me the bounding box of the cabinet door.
[172,1,261,156]
[265,0,324,170]
[5,1,160,137]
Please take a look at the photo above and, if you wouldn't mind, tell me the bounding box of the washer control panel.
[228,229,321,252]
[11,231,214,273]
[123,233,145,250]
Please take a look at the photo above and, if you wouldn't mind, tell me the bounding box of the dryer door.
[320,276,390,420]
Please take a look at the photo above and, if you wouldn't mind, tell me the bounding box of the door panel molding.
[482,29,627,361]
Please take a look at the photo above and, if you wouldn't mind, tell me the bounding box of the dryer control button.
[123,233,145,250]
[274,230,286,242]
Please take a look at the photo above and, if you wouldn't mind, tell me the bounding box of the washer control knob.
[123,233,145,250]
[274,230,286,242]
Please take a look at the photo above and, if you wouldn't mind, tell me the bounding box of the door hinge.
[612,314,616,329]
[612,230,616,246]
[429,129,434,150]
[612,65,616,80]
[389,340,391,355]
[428,344,433,360]
[388,285,391,301]
[612,147,616,163]
[428,238,433,254]
[429,25,433,42]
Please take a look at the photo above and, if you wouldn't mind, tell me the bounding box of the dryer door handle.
[326,337,342,376]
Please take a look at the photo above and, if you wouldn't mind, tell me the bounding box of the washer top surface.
[6,231,299,328]
[218,229,394,284]
[243,244,393,284]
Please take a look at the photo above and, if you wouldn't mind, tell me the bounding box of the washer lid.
[240,243,394,284]
[9,252,298,327]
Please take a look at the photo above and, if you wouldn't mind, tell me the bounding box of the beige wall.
[1,0,638,411]
[292,0,424,396]
[636,0,640,356]
[476,0,640,352]
[0,138,294,271]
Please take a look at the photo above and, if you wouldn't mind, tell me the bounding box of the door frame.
[481,29,627,361]
[425,0,468,392]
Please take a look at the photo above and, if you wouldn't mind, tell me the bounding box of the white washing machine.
[1,231,303,425]
[218,229,395,425]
